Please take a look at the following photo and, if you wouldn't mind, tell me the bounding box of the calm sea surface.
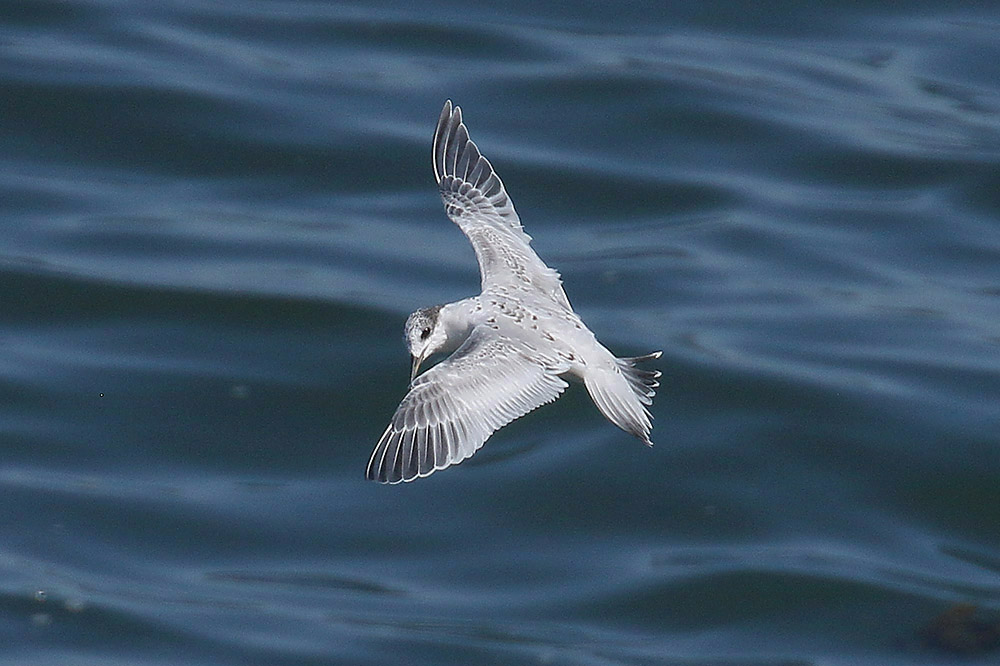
[2,1,1000,664]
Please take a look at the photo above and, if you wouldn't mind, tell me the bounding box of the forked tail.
[584,351,662,445]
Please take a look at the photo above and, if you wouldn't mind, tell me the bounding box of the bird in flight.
[366,100,661,483]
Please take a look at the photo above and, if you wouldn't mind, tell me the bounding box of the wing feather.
[432,100,571,310]
[366,326,569,483]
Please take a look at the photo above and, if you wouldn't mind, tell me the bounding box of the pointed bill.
[410,352,426,381]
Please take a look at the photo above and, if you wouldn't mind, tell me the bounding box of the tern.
[366,101,661,483]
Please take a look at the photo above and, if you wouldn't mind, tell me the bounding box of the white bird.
[366,100,661,483]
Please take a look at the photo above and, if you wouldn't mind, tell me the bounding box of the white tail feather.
[583,351,662,445]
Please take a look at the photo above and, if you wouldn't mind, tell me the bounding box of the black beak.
[410,353,424,381]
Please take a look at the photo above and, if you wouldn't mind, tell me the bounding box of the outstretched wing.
[433,100,571,310]
[367,325,569,483]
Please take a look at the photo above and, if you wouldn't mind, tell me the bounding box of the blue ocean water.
[2,1,1000,664]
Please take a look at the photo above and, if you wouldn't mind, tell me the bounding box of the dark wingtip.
[433,100,458,184]
[367,426,407,484]
[365,458,390,483]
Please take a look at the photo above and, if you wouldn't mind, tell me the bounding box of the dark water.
[3,1,1000,664]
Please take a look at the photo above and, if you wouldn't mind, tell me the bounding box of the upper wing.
[433,100,571,310]
[366,325,569,483]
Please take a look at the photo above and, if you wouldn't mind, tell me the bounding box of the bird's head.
[404,305,446,380]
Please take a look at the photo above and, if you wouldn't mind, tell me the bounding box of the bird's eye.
[420,327,431,339]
